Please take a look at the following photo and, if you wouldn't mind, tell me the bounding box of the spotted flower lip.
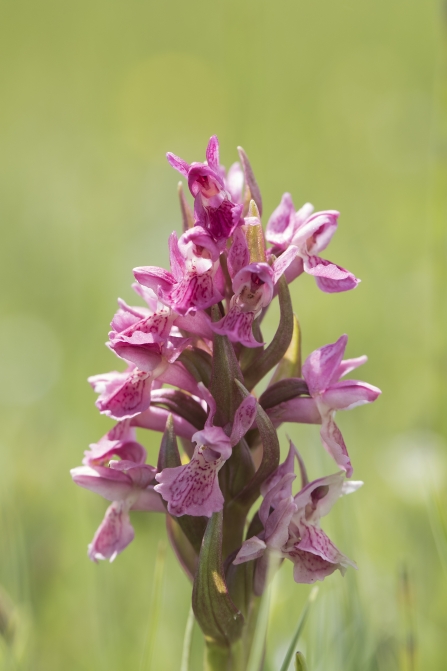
[266,192,359,292]
[166,136,243,245]
[154,384,257,517]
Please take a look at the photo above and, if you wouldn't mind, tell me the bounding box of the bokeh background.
[0,0,446,669]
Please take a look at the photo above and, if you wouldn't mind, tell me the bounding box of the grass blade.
[279,587,318,671]
[180,606,195,671]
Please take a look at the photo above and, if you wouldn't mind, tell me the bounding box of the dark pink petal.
[71,466,133,501]
[297,524,355,569]
[178,225,221,263]
[321,380,381,411]
[84,438,147,466]
[206,135,220,171]
[289,548,340,583]
[260,442,297,500]
[196,382,217,426]
[293,210,339,254]
[166,152,190,177]
[265,192,296,248]
[284,255,304,285]
[168,232,185,281]
[131,486,166,512]
[266,397,321,426]
[169,272,223,315]
[303,255,360,293]
[174,310,213,339]
[132,406,196,440]
[225,162,244,204]
[157,361,199,395]
[94,368,152,420]
[264,496,297,550]
[204,199,242,242]
[233,537,267,565]
[272,245,298,284]
[192,425,232,461]
[212,306,262,348]
[88,503,135,563]
[230,395,257,446]
[337,356,367,379]
[319,411,353,477]
[260,473,296,527]
[154,448,225,517]
[133,266,176,296]
[227,227,249,279]
[302,335,348,395]
[294,472,345,521]
[188,163,225,198]
[109,342,163,373]
[131,282,159,311]
[111,308,142,334]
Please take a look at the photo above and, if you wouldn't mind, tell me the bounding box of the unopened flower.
[167,136,243,245]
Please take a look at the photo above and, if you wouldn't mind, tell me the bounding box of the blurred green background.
[0,0,446,669]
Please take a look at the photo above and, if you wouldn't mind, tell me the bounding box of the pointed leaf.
[166,514,197,581]
[269,314,302,384]
[158,416,207,554]
[210,304,244,426]
[192,511,244,646]
[237,146,263,215]
[295,652,309,671]
[178,182,194,231]
[243,273,294,390]
[231,380,280,508]
[151,389,207,429]
[258,378,309,411]
[179,348,212,387]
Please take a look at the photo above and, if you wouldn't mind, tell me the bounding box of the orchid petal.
[88,503,135,563]
[206,135,220,171]
[166,152,190,177]
[233,536,267,565]
[303,256,360,293]
[229,394,257,446]
[155,447,224,517]
[302,335,348,394]
[337,355,368,378]
[319,411,353,477]
[265,192,296,248]
[321,380,381,411]
[71,466,133,501]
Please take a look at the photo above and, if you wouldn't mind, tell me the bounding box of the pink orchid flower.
[234,446,362,587]
[134,227,225,316]
[267,335,381,476]
[71,451,164,562]
[211,228,297,347]
[266,193,359,292]
[155,385,256,517]
[167,135,243,245]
